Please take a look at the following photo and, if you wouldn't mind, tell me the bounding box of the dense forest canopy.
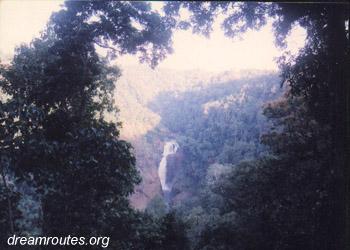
[0,1,349,250]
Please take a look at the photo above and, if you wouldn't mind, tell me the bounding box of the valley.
[113,65,282,210]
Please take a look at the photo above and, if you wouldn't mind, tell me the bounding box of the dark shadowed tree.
[163,1,349,249]
[0,1,175,248]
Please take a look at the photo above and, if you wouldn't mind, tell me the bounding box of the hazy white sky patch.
[0,0,64,59]
[118,18,306,72]
[0,1,306,72]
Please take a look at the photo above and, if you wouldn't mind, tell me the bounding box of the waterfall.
[158,140,179,192]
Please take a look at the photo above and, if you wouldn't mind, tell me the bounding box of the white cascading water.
[158,140,179,192]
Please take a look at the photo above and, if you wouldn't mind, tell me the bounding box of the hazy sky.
[0,0,63,58]
[0,0,306,72]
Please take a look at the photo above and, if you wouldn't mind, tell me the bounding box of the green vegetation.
[159,2,349,249]
[147,73,281,201]
[1,1,348,250]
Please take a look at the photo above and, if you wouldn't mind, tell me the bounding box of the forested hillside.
[114,66,282,209]
[0,1,348,250]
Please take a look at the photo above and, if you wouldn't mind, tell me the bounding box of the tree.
[0,1,175,247]
[146,195,167,218]
[52,1,173,67]
[159,212,189,250]
[163,2,349,248]
[199,94,335,249]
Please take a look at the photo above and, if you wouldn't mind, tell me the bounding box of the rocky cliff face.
[165,149,189,207]
[128,138,163,210]
[129,139,184,209]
